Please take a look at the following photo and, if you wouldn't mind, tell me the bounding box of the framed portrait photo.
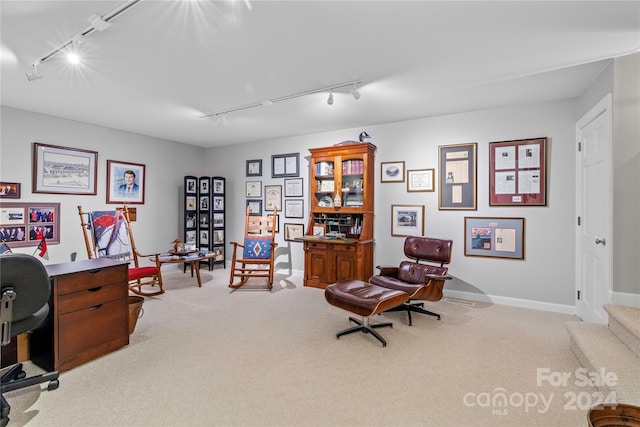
[212,178,225,194]
[0,182,21,199]
[381,161,405,183]
[107,160,145,204]
[33,143,98,195]
[185,177,197,195]
[391,204,425,237]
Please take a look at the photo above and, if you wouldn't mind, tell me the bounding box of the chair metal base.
[384,301,440,326]
[336,316,394,347]
[1,363,59,426]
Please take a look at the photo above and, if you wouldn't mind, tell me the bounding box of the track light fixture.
[351,83,361,100]
[201,79,363,120]
[26,61,44,82]
[26,0,142,82]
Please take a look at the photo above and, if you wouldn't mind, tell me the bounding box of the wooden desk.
[30,258,129,372]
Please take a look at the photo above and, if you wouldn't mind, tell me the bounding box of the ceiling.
[1,1,639,148]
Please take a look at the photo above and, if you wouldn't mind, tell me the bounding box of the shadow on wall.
[274,245,292,275]
[444,275,492,303]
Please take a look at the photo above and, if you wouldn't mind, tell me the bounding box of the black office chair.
[0,254,59,426]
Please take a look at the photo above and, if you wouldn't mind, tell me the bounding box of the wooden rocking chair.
[229,206,278,290]
[78,205,164,296]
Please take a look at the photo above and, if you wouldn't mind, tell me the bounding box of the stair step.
[566,321,640,405]
[604,304,640,358]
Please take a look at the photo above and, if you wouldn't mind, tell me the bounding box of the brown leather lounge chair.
[369,236,453,326]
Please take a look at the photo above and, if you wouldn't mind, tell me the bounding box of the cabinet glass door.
[341,158,364,208]
[314,159,335,208]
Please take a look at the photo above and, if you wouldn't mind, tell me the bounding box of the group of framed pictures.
[384,138,545,260]
[381,138,546,209]
[246,154,305,241]
[31,142,147,204]
[0,202,60,248]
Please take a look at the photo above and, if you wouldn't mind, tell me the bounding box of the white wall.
[206,100,579,311]
[1,97,613,313]
[575,52,640,301]
[612,53,640,296]
[0,106,206,265]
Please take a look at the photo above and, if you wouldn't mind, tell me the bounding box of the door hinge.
[577,290,581,300]
[578,141,582,151]
[578,216,581,226]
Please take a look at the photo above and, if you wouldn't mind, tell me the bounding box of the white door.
[575,94,612,324]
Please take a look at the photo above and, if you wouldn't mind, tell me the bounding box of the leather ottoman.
[324,280,409,347]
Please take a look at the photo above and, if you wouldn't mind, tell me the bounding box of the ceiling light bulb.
[351,83,361,100]
[327,91,334,105]
[67,52,80,64]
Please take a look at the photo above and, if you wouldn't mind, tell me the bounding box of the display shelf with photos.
[183,176,198,250]
[183,176,226,271]
[198,176,211,256]
[300,142,376,289]
[210,176,226,269]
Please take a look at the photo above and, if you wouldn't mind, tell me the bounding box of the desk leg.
[193,261,202,287]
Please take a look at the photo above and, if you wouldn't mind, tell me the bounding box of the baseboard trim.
[610,291,640,308]
[443,289,577,315]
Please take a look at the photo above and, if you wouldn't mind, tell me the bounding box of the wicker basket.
[128,296,144,335]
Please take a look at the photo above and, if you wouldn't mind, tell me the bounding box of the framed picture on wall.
[107,160,146,204]
[0,182,21,199]
[438,143,477,210]
[464,217,525,259]
[33,143,98,195]
[272,153,299,178]
[284,223,304,241]
[0,202,60,248]
[489,138,547,206]
[264,185,282,212]
[246,159,262,177]
[284,178,303,197]
[407,169,435,192]
[391,204,425,237]
[381,161,405,183]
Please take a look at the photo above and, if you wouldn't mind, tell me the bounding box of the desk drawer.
[331,244,355,252]
[57,298,127,364]
[56,265,127,295]
[57,282,126,315]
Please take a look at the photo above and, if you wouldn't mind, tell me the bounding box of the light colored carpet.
[6,267,591,426]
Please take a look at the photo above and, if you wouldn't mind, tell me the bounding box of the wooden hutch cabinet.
[300,142,376,288]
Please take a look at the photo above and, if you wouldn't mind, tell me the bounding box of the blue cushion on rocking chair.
[243,236,272,259]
